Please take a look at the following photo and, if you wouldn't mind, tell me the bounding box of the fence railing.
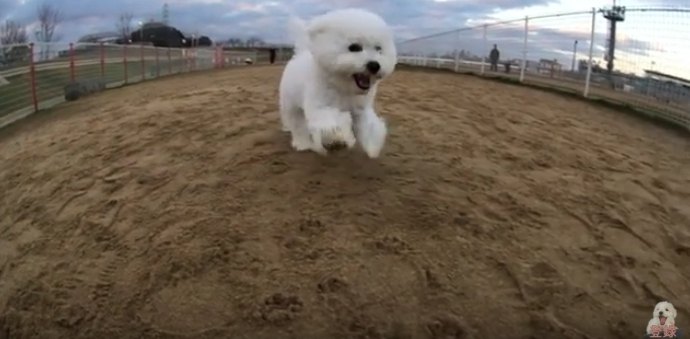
[0,42,291,129]
[396,7,690,132]
[2,8,689,132]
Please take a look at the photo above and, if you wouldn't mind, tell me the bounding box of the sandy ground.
[1,65,690,339]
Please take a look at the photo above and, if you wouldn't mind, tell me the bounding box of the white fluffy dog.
[278,8,397,158]
[646,301,677,335]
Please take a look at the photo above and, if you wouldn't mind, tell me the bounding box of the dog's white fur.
[646,301,677,334]
[278,8,397,158]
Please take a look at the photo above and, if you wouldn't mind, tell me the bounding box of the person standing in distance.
[489,44,500,71]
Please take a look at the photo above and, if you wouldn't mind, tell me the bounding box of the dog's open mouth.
[660,316,667,325]
[353,73,371,91]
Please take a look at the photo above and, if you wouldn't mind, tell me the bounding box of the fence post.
[584,7,596,98]
[186,49,191,72]
[155,46,160,77]
[217,45,222,68]
[28,43,38,112]
[99,42,105,79]
[140,43,145,81]
[221,45,226,68]
[454,30,461,72]
[481,24,487,75]
[192,46,199,71]
[520,16,529,83]
[123,44,128,84]
[167,47,172,75]
[69,42,75,82]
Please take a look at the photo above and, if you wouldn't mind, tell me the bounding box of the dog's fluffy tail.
[287,16,309,55]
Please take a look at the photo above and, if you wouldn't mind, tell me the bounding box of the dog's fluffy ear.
[669,303,677,318]
[288,16,309,55]
[653,303,661,317]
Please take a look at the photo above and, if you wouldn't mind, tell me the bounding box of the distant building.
[638,69,690,106]
[0,44,30,66]
[77,32,120,44]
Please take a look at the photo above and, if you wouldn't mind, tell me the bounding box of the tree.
[226,37,244,47]
[245,36,265,47]
[36,2,61,60]
[0,20,29,65]
[36,3,61,42]
[0,20,28,45]
[116,12,134,42]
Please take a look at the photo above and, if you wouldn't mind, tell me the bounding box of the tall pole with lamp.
[571,40,578,72]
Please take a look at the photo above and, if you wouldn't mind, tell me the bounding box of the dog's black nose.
[366,61,381,74]
[659,311,664,316]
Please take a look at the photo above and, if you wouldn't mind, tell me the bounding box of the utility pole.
[162,3,170,25]
[600,0,625,86]
[571,40,578,72]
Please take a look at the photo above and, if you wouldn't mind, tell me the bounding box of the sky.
[1,0,688,78]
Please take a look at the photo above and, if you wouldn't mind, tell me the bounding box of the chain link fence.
[0,42,292,129]
[397,7,690,132]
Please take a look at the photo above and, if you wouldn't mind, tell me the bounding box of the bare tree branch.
[225,37,244,47]
[116,12,134,41]
[36,2,61,43]
[0,20,28,45]
[246,36,265,47]
[0,21,29,65]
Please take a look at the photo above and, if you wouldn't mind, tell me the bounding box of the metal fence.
[0,42,291,129]
[396,7,690,131]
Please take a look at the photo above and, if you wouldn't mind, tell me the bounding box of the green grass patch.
[0,60,189,118]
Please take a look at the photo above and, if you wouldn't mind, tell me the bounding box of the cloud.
[2,0,679,77]
[0,0,560,43]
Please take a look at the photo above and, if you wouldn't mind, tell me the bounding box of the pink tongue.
[660,317,667,325]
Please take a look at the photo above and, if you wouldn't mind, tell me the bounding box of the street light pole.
[571,40,578,72]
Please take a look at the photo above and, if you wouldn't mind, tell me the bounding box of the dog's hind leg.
[279,110,291,132]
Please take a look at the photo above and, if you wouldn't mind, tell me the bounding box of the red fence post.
[69,42,75,82]
[123,44,128,84]
[140,43,145,80]
[221,45,225,68]
[99,42,105,78]
[155,46,160,77]
[167,47,172,75]
[28,43,38,112]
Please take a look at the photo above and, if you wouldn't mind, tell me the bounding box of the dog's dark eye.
[375,46,382,52]
[348,43,363,52]
[666,309,669,311]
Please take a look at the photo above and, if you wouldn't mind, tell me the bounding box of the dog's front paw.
[358,115,387,158]
[291,134,313,152]
[308,113,356,154]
